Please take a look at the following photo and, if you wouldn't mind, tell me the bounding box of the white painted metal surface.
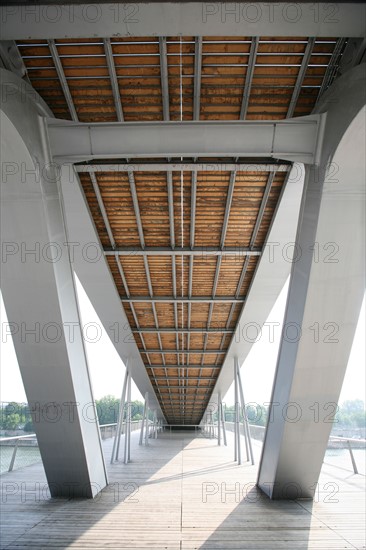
[1,3,364,40]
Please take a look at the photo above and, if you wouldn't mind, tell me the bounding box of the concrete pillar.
[0,70,108,497]
[258,64,366,499]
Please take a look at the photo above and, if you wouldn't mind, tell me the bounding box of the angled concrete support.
[258,64,366,499]
[0,70,108,497]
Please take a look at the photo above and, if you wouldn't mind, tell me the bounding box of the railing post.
[217,394,222,446]
[8,439,20,472]
[236,360,254,465]
[124,371,132,464]
[145,394,150,446]
[234,358,241,464]
[347,440,359,474]
[111,362,129,463]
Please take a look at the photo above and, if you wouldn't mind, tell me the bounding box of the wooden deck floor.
[1,431,365,549]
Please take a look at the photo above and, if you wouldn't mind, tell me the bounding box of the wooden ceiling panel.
[15,34,345,423]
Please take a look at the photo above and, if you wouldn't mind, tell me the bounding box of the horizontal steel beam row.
[152,377,215,381]
[105,246,261,257]
[122,296,243,303]
[140,349,226,354]
[47,115,325,165]
[75,163,290,173]
[133,328,233,334]
[146,365,220,370]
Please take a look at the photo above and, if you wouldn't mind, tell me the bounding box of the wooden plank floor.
[1,431,365,549]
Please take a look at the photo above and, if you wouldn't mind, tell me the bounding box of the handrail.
[0,434,36,442]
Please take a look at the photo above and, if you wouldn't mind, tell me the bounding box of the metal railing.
[1,422,364,475]
[99,420,143,440]
[225,423,365,475]
[0,421,144,474]
[325,435,366,475]
[0,434,40,474]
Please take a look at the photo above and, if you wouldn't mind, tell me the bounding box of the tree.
[23,420,34,433]
[2,413,21,430]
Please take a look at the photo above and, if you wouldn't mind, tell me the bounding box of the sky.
[0,279,365,409]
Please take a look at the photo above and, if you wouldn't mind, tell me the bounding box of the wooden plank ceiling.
[16,36,345,424]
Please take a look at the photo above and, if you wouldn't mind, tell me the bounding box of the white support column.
[258,64,366,499]
[217,394,222,446]
[221,402,227,447]
[0,70,107,498]
[145,394,150,446]
[111,365,128,463]
[124,371,132,464]
[234,358,241,465]
[139,392,148,446]
[236,362,255,465]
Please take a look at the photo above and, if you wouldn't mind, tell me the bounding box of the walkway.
[1,431,365,549]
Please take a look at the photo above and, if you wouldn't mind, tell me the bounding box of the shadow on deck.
[1,430,365,549]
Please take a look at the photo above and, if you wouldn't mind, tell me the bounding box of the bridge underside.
[1,3,365,500]
[9,34,347,424]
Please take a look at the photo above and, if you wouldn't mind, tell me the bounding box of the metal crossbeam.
[141,349,226,354]
[153,377,215,381]
[122,296,243,303]
[167,172,175,247]
[190,172,197,249]
[240,37,258,119]
[317,38,347,100]
[47,116,326,165]
[220,171,236,248]
[147,365,221,370]
[128,172,145,247]
[75,163,290,173]
[48,39,78,122]
[287,37,315,118]
[133,328,233,333]
[106,246,261,256]
[193,37,202,120]
[250,172,276,247]
[103,37,124,122]
[89,172,115,249]
[159,36,170,121]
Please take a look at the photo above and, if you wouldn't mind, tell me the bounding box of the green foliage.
[23,420,34,433]
[2,413,21,430]
[94,396,145,425]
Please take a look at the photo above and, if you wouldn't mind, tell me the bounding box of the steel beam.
[106,246,261,256]
[153,377,215,381]
[48,39,78,122]
[121,296,243,303]
[317,38,347,100]
[128,171,145,247]
[75,164,290,173]
[167,173,175,247]
[220,171,236,248]
[240,37,258,119]
[287,37,315,118]
[193,37,202,120]
[159,37,170,121]
[2,4,363,40]
[141,349,226,354]
[47,115,326,165]
[103,37,124,122]
[133,328,233,333]
[147,365,221,370]
[250,171,276,247]
[89,172,115,248]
